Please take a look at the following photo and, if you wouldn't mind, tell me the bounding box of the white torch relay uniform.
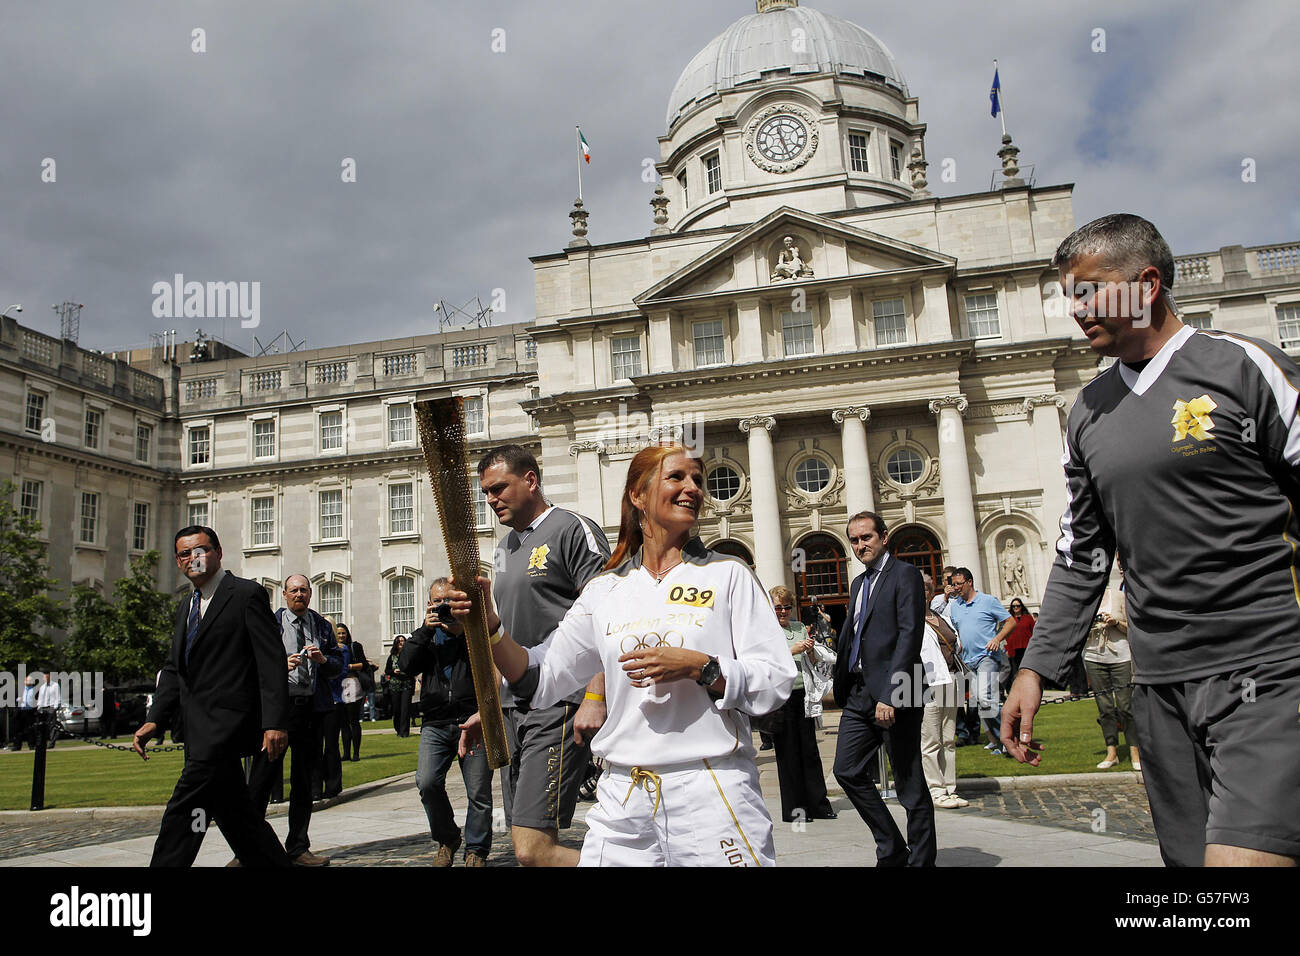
[509,537,796,866]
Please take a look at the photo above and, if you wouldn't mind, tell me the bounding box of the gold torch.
[414,397,510,769]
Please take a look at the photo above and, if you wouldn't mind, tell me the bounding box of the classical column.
[739,415,784,590]
[832,406,874,515]
[928,396,981,574]
[567,440,606,525]
[1024,394,1068,539]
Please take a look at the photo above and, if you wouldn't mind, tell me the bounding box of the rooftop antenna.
[253,330,307,356]
[52,301,84,344]
[434,296,495,335]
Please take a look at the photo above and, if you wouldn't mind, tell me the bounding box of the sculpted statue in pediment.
[771,235,814,281]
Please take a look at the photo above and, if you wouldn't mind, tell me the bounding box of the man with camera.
[400,578,494,867]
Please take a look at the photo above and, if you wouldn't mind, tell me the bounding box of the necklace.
[644,557,682,584]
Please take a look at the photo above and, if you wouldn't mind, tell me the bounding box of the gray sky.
[2,0,1296,355]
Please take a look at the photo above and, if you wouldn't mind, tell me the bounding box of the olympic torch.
[414,397,510,769]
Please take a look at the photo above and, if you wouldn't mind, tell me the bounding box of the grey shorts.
[500,701,590,831]
[1133,654,1300,865]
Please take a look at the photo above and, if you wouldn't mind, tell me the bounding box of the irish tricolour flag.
[579,128,591,164]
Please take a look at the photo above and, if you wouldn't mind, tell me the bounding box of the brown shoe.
[291,851,331,867]
[464,850,488,867]
[433,833,462,867]
[225,857,241,867]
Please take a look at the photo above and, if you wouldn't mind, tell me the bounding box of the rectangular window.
[677,170,688,207]
[25,391,46,435]
[705,153,721,194]
[132,502,150,551]
[187,501,209,527]
[253,419,276,459]
[390,578,416,637]
[319,489,344,540]
[189,426,211,466]
[872,297,908,345]
[781,311,815,357]
[84,408,102,450]
[890,140,903,180]
[136,423,153,463]
[319,410,344,451]
[389,482,414,534]
[849,132,871,173]
[463,396,485,436]
[251,496,275,546]
[965,292,1001,338]
[473,480,490,530]
[1184,313,1213,331]
[523,339,537,360]
[1277,304,1300,349]
[19,480,42,524]
[611,335,642,379]
[693,320,726,367]
[80,492,99,544]
[387,403,413,444]
[318,581,343,620]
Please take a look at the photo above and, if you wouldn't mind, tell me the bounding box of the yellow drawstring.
[622,767,663,818]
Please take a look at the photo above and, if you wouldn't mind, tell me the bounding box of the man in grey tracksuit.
[1006,214,1300,867]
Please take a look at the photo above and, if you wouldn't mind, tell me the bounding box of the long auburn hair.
[605,443,702,570]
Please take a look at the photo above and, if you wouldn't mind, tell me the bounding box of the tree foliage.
[0,480,67,672]
[64,551,176,684]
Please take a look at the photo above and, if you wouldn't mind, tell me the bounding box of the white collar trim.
[1117,325,1195,395]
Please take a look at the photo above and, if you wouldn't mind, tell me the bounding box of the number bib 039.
[666,585,715,608]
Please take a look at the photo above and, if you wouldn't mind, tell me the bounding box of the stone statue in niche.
[771,236,814,280]
[999,535,1029,599]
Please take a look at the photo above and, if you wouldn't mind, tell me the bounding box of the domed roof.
[666,3,909,130]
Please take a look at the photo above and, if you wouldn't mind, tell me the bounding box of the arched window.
[890,526,944,587]
[389,576,416,638]
[794,533,850,633]
[710,540,754,568]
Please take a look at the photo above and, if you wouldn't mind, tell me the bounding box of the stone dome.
[666,2,909,130]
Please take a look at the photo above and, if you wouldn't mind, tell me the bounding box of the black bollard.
[30,714,48,811]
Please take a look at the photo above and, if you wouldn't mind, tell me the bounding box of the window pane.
[965,293,1001,338]
[25,392,45,434]
[388,403,413,443]
[1184,313,1213,331]
[1278,304,1300,348]
[133,502,150,551]
[319,581,343,620]
[693,320,725,367]
[252,496,275,546]
[677,170,688,206]
[189,427,211,465]
[389,482,414,534]
[464,397,485,435]
[84,408,102,448]
[320,489,344,540]
[887,448,925,485]
[253,419,276,458]
[390,577,416,636]
[611,335,642,378]
[19,480,42,523]
[320,411,344,450]
[188,502,208,527]
[849,133,870,173]
[705,153,721,194]
[872,297,907,345]
[781,311,815,357]
[794,457,830,492]
[136,424,152,462]
[707,466,740,501]
[80,492,98,543]
[473,480,490,529]
[890,141,903,180]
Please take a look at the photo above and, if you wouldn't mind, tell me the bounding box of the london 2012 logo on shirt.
[1171,395,1217,443]
[527,544,549,577]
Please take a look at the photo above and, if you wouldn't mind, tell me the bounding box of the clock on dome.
[744,104,819,174]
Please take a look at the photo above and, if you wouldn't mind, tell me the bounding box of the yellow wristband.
[584,692,605,702]
[489,627,504,646]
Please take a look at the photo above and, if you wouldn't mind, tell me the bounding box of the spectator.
[1085,572,1140,771]
[36,669,61,748]
[335,624,366,761]
[946,568,1017,755]
[401,579,494,867]
[930,566,958,617]
[919,573,967,809]
[8,674,38,751]
[386,636,413,737]
[1004,599,1035,683]
[769,585,836,824]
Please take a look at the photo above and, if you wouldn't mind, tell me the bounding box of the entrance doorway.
[794,533,850,634]
[889,525,944,587]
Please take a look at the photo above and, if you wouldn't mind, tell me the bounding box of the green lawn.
[953,697,1134,778]
[0,730,422,811]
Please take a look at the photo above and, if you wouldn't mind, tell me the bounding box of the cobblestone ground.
[0,817,162,857]
[964,782,1156,843]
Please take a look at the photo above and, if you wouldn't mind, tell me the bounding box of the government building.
[5,0,1300,650]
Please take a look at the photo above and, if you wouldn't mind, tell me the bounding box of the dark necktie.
[849,565,877,673]
[184,589,202,666]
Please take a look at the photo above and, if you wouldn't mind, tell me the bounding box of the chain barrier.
[51,727,184,753]
[1035,684,1138,706]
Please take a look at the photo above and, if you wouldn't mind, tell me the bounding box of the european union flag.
[990,68,1001,118]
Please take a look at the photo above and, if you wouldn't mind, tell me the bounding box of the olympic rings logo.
[619,630,685,655]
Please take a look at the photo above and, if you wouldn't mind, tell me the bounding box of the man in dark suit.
[832,511,936,866]
[133,526,293,867]
[243,574,343,866]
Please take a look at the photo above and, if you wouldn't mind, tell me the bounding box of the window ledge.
[381,533,420,544]
[311,539,350,551]
[243,545,281,556]
[74,542,108,553]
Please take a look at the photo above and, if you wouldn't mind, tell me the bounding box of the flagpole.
[993,59,1003,137]
[576,126,583,201]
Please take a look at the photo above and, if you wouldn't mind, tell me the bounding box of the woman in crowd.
[385,635,414,737]
[454,443,795,866]
[1085,569,1140,770]
[1004,598,1035,684]
[769,586,836,824]
[920,573,967,808]
[336,624,366,761]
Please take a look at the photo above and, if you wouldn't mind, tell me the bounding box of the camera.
[432,601,455,624]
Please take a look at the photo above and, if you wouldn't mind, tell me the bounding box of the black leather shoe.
[809,809,838,820]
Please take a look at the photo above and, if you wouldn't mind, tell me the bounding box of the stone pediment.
[635,207,955,306]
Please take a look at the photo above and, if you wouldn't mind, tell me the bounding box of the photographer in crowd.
[399,578,494,867]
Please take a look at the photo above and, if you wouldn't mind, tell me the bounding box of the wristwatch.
[697,655,722,687]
